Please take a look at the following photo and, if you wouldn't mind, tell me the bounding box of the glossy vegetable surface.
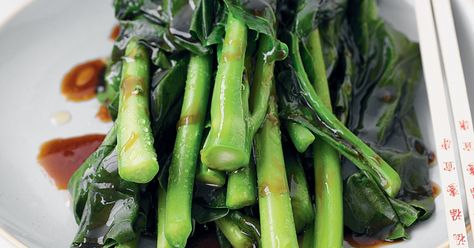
[66,0,434,246]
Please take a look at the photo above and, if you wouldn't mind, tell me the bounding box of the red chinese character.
[441,138,451,150]
[463,142,472,151]
[449,208,462,221]
[470,187,474,199]
[467,163,474,176]
[443,161,456,172]
[460,120,470,131]
[453,233,467,246]
[447,183,458,197]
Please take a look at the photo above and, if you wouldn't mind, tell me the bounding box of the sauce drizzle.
[61,59,106,102]
[37,134,105,189]
[110,24,121,40]
[96,105,112,123]
[345,232,401,248]
[432,181,441,198]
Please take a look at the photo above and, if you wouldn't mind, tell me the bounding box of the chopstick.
[431,0,474,241]
[414,0,470,247]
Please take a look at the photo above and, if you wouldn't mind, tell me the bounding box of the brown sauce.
[37,134,105,189]
[110,24,121,40]
[427,152,436,165]
[345,232,400,248]
[61,59,106,102]
[432,181,441,198]
[96,105,112,122]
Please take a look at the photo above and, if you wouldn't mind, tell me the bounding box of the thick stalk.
[284,152,314,233]
[226,34,280,208]
[254,88,299,248]
[215,216,254,248]
[196,128,226,186]
[226,163,257,209]
[157,187,172,248]
[307,29,343,248]
[201,13,249,171]
[288,33,401,197]
[225,59,255,208]
[248,35,277,136]
[165,54,212,247]
[117,39,159,183]
[285,121,315,153]
[196,160,226,186]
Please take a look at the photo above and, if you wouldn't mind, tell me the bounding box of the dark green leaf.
[192,183,229,224]
[193,204,229,224]
[68,127,117,222]
[114,0,144,20]
[224,0,277,37]
[150,57,188,141]
[343,172,403,239]
[71,150,142,247]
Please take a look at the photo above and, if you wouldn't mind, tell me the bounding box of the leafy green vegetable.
[340,0,433,239]
[68,126,118,222]
[71,150,143,247]
[67,0,435,246]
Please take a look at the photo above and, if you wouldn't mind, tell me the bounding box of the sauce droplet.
[432,181,441,198]
[50,111,72,126]
[427,151,436,165]
[96,105,112,123]
[37,134,105,189]
[110,24,121,40]
[61,59,106,102]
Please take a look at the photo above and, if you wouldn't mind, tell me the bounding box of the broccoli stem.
[288,33,401,197]
[254,87,299,248]
[306,29,343,248]
[284,151,314,233]
[201,13,249,171]
[285,121,315,153]
[215,215,254,248]
[157,187,172,248]
[116,39,159,183]
[226,163,257,209]
[165,54,212,247]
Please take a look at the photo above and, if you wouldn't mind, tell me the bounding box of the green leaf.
[68,127,117,222]
[150,57,189,141]
[193,204,229,224]
[71,150,142,247]
[223,0,276,37]
[97,61,122,121]
[114,0,145,20]
[192,183,230,224]
[343,172,404,239]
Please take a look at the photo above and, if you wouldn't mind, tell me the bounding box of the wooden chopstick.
[414,0,469,247]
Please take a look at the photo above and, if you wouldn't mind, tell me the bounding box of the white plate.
[0,0,472,247]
